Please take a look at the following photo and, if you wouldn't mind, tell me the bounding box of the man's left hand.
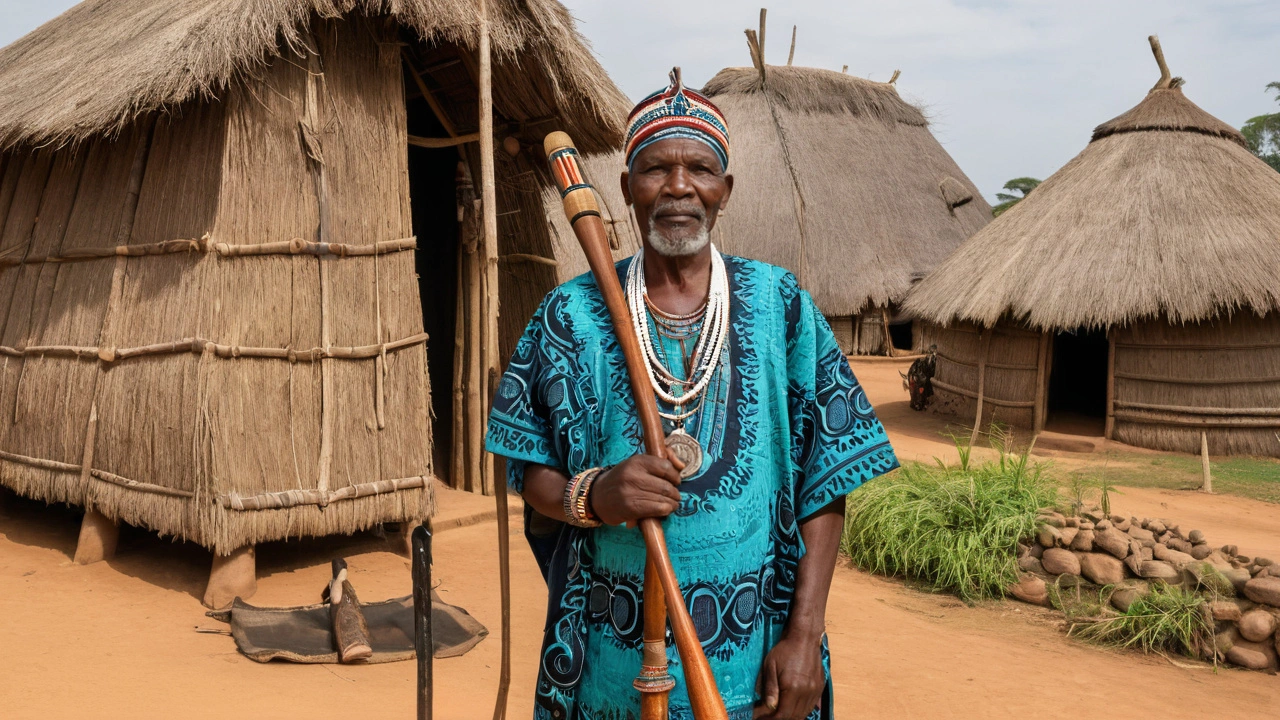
[754,632,824,719]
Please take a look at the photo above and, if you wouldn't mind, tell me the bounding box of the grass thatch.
[0,0,629,153]
[842,445,1055,602]
[702,64,990,318]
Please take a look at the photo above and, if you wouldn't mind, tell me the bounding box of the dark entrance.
[888,320,914,352]
[405,82,460,478]
[1047,328,1109,435]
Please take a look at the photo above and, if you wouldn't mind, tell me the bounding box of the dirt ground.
[1,359,1277,719]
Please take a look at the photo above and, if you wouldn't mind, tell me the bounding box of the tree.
[1241,81,1280,173]
[991,177,1041,217]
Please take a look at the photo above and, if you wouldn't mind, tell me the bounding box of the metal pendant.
[664,428,703,479]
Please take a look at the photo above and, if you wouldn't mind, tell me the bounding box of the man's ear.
[620,170,633,206]
[719,173,734,213]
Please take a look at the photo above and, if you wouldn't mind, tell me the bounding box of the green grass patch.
[1071,452,1280,505]
[842,447,1056,602]
[1066,584,1213,658]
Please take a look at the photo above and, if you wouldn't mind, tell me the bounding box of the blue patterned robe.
[486,255,898,720]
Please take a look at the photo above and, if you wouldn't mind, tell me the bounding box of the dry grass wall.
[926,321,1040,430]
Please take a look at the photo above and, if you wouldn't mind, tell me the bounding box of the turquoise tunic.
[487,255,897,720]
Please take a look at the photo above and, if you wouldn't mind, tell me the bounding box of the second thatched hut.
[701,22,991,355]
[905,38,1280,458]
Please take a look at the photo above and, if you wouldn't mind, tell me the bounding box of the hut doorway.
[1047,328,1109,435]
[406,87,460,479]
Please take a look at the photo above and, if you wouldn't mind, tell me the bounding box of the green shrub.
[841,444,1056,602]
[1068,584,1212,657]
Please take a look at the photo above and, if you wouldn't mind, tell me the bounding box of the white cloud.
[2,0,1277,201]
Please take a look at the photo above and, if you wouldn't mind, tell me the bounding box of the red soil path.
[0,359,1276,718]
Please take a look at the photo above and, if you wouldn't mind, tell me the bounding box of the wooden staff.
[543,132,728,720]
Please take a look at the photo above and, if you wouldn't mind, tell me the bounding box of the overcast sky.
[3,1,1277,201]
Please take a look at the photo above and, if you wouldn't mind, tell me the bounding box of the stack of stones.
[1007,506,1280,673]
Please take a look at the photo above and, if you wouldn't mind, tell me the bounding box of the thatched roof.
[905,40,1280,330]
[701,64,991,317]
[0,0,630,151]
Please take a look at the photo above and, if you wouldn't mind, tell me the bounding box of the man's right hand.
[589,454,683,527]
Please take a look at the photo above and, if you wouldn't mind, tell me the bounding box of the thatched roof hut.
[905,38,1280,457]
[697,21,990,355]
[0,0,628,570]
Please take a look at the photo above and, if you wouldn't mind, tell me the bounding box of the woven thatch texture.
[701,65,991,317]
[926,321,1039,430]
[0,0,629,154]
[1113,314,1280,457]
[0,18,433,552]
[906,87,1280,330]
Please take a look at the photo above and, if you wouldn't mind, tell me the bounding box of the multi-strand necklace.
[625,245,730,477]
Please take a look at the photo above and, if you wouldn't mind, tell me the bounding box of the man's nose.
[662,166,696,199]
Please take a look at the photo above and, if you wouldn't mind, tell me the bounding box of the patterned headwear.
[624,67,730,172]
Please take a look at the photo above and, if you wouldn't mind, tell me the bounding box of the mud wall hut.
[905,39,1280,458]
[0,0,628,570]
[700,24,991,355]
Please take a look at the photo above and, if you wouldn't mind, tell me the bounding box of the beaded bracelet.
[563,467,605,528]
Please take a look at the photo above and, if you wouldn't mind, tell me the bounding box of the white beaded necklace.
[625,245,730,416]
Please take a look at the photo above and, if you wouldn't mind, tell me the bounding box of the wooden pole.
[970,328,991,447]
[1033,331,1050,433]
[478,3,511,717]
[1105,330,1116,440]
[880,306,895,357]
[852,313,862,355]
[451,191,468,490]
[787,25,796,65]
[1200,432,1213,493]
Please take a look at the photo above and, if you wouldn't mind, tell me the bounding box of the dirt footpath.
[0,361,1277,719]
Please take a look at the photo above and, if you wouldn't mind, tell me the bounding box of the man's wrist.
[782,616,826,644]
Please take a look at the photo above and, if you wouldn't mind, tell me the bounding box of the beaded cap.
[624,67,730,172]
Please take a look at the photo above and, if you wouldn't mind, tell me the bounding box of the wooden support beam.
[409,133,480,149]
[403,53,459,138]
[1033,331,1050,433]
[1104,330,1116,440]
[970,328,991,447]
[1200,432,1213,493]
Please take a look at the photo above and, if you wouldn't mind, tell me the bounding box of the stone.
[1183,561,1237,597]
[1232,555,1252,568]
[1140,545,1154,561]
[1008,574,1050,606]
[1205,550,1232,569]
[1190,544,1213,560]
[1124,552,1144,578]
[1058,526,1079,547]
[1064,516,1080,528]
[1039,511,1066,528]
[1126,526,1156,547]
[1042,548,1081,576]
[1243,576,1280,607]
[1166,538,1194,554]
[1081,509,1106,524]
[1078,552,1127,586]
[1095,519,1112,531]
[203,545,257,609]
[1215,625,1240,655]
[1225,640,1277,671]
[1207,600,1242,622]
[1114,517,1132,532]
[1224,568,1254,594]
[1078,520,1094,531]
[1222,544,1238,557]
[1055,573,1086,590]
[1256,557,1275,567]
[1017,555,1043,573]
[1238,609,1278,642]
[1070,529,1095,553]
[1138,560,1180,580]
[1094,528,1132,559]
[1188,529,1205,544]
[1037,525,1062,549]
[1110,581,1150,613]
[1153,544,1195,567]
[1148,520,1167,535]
[73,509,119,565]
[1029,542,1045,559]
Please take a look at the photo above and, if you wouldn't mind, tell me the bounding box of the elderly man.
[487,70,898,720]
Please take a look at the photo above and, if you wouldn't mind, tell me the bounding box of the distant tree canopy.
[1242,81,1280,172]
[992,177,1041,217]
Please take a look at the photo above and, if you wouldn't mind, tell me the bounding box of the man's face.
[621,138,733,258]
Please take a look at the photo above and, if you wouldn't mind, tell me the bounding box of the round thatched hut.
[697,21,991,355]
[905,38,1280,458]
[0,0,627,604]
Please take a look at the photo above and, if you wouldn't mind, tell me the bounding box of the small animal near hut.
[906,37,1280,458]
[702,12,992,356]
[0,0,628,606]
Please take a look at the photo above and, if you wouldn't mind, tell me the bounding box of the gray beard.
[645,207,711,257]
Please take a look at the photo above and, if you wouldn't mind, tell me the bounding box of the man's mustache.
[649,199,706,222]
